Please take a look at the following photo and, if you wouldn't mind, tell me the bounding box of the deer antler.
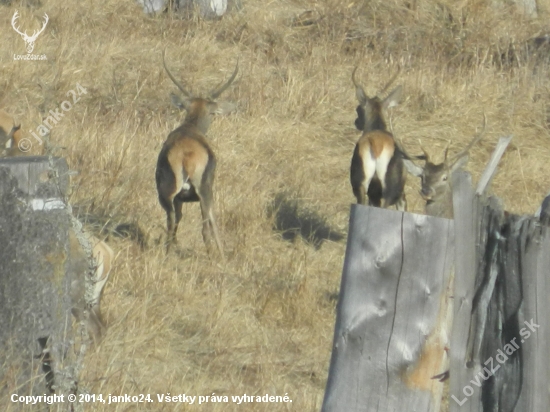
[209,59,239,99]
[420,146,431,163]
[449,113,487,166]
[443,141,451,162]
[379,65,401,96]
[351,66,368,104]
[162,49,193,98]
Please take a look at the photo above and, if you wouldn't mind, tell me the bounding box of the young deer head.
[350,66,409,210]
[408,116,487,218]
[156,51,238,258]
[0,110,24,156]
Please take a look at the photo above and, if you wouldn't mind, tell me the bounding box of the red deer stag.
[407,115,487,219]
[0,110,24,156]
[350,66,409,210]
[156,51,238,257]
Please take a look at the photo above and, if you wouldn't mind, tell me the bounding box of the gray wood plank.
[516,221,550,410]
[475,136,512,196]
[449,171,482,412]
[322,205,454,412]
[535,190,550,223]
[0,156,74,396]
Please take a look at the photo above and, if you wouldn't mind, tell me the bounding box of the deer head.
[407,115,487,218]
[162,50,238,134]
[352,66,403,133]
[11,11,49,54]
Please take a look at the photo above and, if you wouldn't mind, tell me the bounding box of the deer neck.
[364,116,387,133]
[425,184,454,219]
[184,112,211,135]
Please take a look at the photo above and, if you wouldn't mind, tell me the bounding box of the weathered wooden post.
[448,135,549,411]
[322,206,455,411]
[322,135,549,411]
[535,190,550,223]
[447,171,484,412]
[0,156,84,401]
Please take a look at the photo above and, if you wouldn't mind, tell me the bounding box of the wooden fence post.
[515,220,550,410]
[322,205,454,411]
[448,171,487,412]
[0,156,80,399]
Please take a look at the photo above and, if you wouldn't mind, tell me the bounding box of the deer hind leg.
[158,195,180,253]
[173,196,184,242]
[351,145,367,205]
[375,150,395,209]
[193,175,224,259]
[395,193,407,211]
[363,151,380,206]
[164,201,177,252]
[198,192,224,259]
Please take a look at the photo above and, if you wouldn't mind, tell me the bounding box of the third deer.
[407,115,487,219]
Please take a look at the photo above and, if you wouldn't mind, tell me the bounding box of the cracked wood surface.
[322,204,454,412]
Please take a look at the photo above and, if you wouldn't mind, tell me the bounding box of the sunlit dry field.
[2,0,550,410]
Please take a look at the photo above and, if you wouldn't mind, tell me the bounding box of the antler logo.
[11,11,49,54]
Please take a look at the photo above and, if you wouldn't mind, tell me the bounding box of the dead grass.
[2,0,550,410]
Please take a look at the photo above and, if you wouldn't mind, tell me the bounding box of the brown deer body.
[156,51,237,257]
[350,67,408,210]
[69,231,115,344]
[407,116,487,219]
[0,110,23,156]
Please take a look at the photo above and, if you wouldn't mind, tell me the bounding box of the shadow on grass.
[73,204,148,250]
[268,192,344,250]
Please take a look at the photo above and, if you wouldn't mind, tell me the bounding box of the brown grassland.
[2,0,550,410]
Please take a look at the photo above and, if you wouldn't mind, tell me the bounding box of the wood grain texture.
[322,204,454,412]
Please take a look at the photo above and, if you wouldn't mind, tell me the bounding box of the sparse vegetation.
[2,0,550,410]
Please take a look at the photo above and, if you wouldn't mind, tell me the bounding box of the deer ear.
[382,85,403,110]
[212,101,237,115]
[355,87,368,105]
[170,93,191,110]
[451,155,469,172]
[403,159,423,177]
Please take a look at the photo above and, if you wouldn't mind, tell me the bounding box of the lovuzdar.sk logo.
[11,10,48,61]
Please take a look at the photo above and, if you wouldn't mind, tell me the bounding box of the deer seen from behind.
[156,50,238,258]
[350,66,410,210]
[407,116,487,219]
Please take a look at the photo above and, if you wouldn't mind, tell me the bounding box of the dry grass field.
[2,0,550,410]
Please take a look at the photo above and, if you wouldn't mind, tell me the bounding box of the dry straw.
[2,0,550,410]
